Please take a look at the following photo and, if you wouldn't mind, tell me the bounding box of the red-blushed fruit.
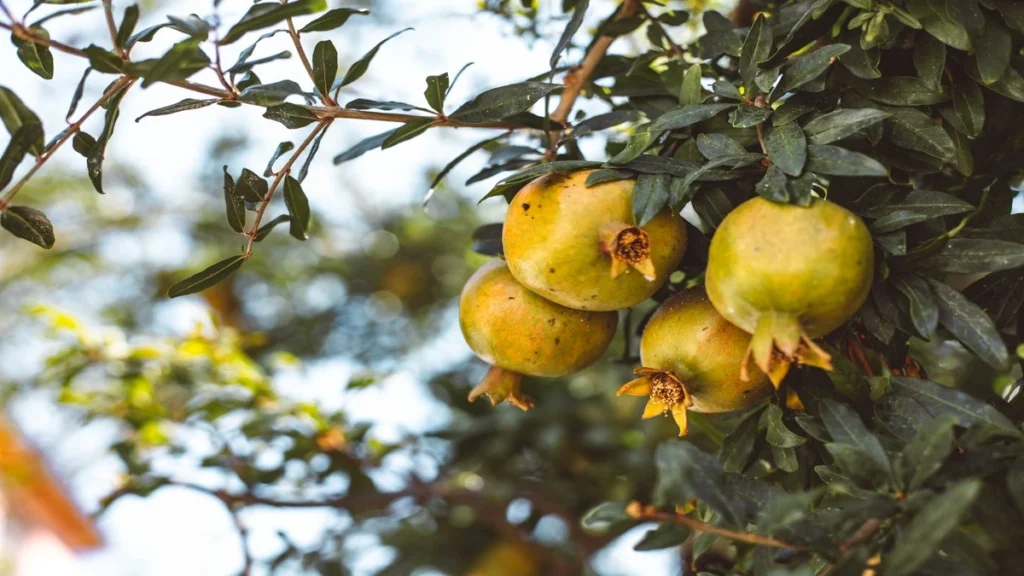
[459,259,618,410]
[617,288,773,435]
[706,197,874,387]
[503,170,687,311]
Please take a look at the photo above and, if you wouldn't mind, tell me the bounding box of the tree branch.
[0,21,88,57]
[0,76,136,210]
[101,0,123,58]
[287,17,328,105]
[627,502,807,551]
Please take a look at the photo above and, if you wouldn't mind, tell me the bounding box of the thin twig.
[212,28,235,94]
[101,0,123,58]
[0,76,136,210]
[0,0,16,25]
[0,21,88,57]
[243,120,330,256]
[628,503,806,551]
[546,0,641,157]
[287,17,328,105]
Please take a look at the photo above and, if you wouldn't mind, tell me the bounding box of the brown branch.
[243,120,330,256]
[0,1,16,25]
[546,0,641,156]
[0,76,136,210]
[101,0,123,58]
[637,3,684,57]
[628,502,806,551]
[0,21,88,57]
[287,17,329,105]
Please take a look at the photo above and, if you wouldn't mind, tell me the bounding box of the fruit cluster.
[460,169,873,435]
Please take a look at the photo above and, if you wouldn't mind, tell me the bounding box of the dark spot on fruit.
[508,297,515,300]
[547,318,556,326]
[522,203,530,211]
[555,337,560,345]
[549,268,555,273]
[701,326,708,332]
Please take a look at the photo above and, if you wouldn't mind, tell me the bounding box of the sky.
[0,0,722,573]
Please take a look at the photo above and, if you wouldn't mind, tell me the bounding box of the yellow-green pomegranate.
[459,259,618,409]
[503,170,687,311]
[618,288,773,435]
[705,197,874,387]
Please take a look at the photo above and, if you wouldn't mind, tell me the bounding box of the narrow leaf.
[300,8,368,33]
[222,166,244,233]
[168,256,247,298]
[221,0,327,45]
[449,81,561,124]
[263,103,318,129]
[336,28,413,89]
[550,0,589,67]
[806,145,887,177]
[632,172,670,226]
[424,73,449,113]
[381,118,434,149]
[925,279,1010,370]
[312,40,337,99]
[803,108,890,145]
[135,98,218,122]
[884,480,981,576]
[1,205,54,248]
[765,121,807,176]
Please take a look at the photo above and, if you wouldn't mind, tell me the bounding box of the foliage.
[3,0,1024,575]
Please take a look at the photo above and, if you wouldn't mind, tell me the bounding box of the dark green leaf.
[168,256,247,298]
[585,168,634,188]
[253,214,291,242]
[571,110,643,138]
[696,133,747,160]
[115,4,139,49]
[283,176,310,240]
[135,98,218,122]
[264,141,294,177]
[923,280,1010,371]
[381,118,434,149]
[125,22,173,51]
[13,26,54,80]
[300,7,368,33]
[220,0,327,45]
[1008,459,1024,516]
[765,121,807,177]
[263,103,318,129]
[227,29,288,74]
[884,480,981,576]
[679,62,703,106]
[335,28,413,89]
[580,502,629,534]
[66,67,91,121]
[913,34,946,91]
[887,108,955,160]
[31,5,96,27]
[88,80,127,194]
[222,167,244,234]
[718,409,762,473]
[425,133,506,203]
[852,76,949,106]
[551,0,588,67]
[820,400,890,472]
[763,404,806,448]
[0,205,54,248]
[470,223,502,256]
[0,122,42,191]
[650,104,734,131]
[740,15,773,95]
[311,40,337,100]
[772,44,850,99]
[71,132,95,157]
[167,15,211,39]
[711,80,742,101]
[139,38,209,88]
[0,87,43,156]
[226,51,291,75]
[235,168,268,204]
[951,77,985,137]
[606,130,655,165]
[424,73,449,113]
[914,239,1024,274]
[803,108,890,145]
[634,522,690,551]
[614,154,696,178]
[345,99,425,112]
[892,275,939,338]
[869,189,973,219]
[239,80,305,106]
[772,445,799,473]
[806,145,887,176]
[691,188,733,229]
[968,61,1024,103]
[975,14,1011,85]
[632,172,670,227]
[729,105,772,128]
[449,81,560,123]
[296,122,328,183]
[901,415,957,491]
[332,129,396,165]
[83,44,124,74]
[755,164,789,203]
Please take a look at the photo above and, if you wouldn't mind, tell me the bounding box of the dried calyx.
[742,312,833,389]
[468,366,535,411]
[617,367,693,436]
[601,222,655,281]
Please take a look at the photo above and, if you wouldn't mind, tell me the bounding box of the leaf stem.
[0,20,88,57]
[628,503,807,551]
[101,0,123,58]
[286,16,330,105]
[0,76,136,211]
[0,1,15,25]
[243,120,331,257]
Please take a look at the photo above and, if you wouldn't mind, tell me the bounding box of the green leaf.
[332,129,396,165]
[679,62,703,106]
[763,404,806,448]
[125,22,173,51]
[913,239,1024,274]
[235,168,268,203]
[0,205,54,248]
[696,133,747,160]
[852,76,949,106]
[71,132,95,157]
[300,7,368,33]
[884,480,981,576]
[0,87,43,157]
[923,279,1010,371]
[740,15,773,95]
[892,275,939,338]
[755,164,789,204]
[263,103,318,129]
[550,0,588,67]
[253,214,291,242]
[718,409,762,473]
[772,44,850,99]
[712,80,743,101]
[820,399,890,473]
[263,142,294,177]
[139,38,210,88]
[633,522,690,551]
[425,133,506,203]
[772,445,799,473]
[220,0,327,45]
[381,118,434,149]
[886,108,955,160]
[806,145,887,177]
[311,41,337,100]
[570,111,642,138]
[283,176,310,241]
[765,121,807,177]
[296,123,329,183]
[31,5,97,27]
[228,29,289,74]
[913,34,946,91]
[839,37,882,80]
[729,104,772,128]
[335,28,413,90]
[65,68,91,121]
[449,81,560,124]
[900,415,957,491]
[585,168,634,188]
[889,377,1023,440]
[951,76,985,137]
[239,80,305,106]
[168,256,247,298]
[83,44,124,74]
[975,14,1011,85]
[1008,459,1024,517]
[606,130,655,165]
[345,99,424,112]
[221,166,244,234]
[0,122,42,191]
[632,172,670,227]
[866,188,973,219]
[424,73,449,113]
[115,4,140,49]
[13,27,54,80]
[803,108,890,145]
[167,15,211,39]
[87,82,124,194]
[651,104,734,131]
[691,187,733,229]
[580,502,629,534]
[135,98,218,122]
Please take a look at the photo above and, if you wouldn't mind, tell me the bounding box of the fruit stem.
[743,312,833,388]
[599,222,656,281]
[468,366,535,411]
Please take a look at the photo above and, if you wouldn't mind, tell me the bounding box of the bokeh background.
[0,0,741,574]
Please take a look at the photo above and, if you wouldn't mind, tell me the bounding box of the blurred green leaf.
[168,256,247,298]
[220,0,327,45]
[1,205,54,249]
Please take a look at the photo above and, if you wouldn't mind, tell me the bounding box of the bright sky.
[0,0,725,573]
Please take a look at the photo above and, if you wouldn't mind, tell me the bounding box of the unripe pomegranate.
[460,260,618,409]
[503,170,687,311]
[705,197,874,387]
[617,288,773,435]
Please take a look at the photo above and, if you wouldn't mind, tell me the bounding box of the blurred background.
[0,0,738,574]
